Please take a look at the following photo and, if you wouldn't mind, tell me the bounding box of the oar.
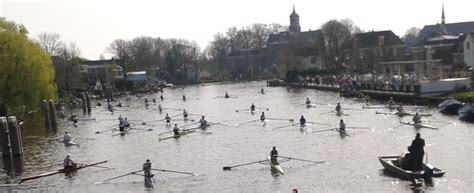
[188,113,205,117]
[309,127,336,134]
[157,129,173,136]
[77,163,114,170]
[347,126,371,129]
[266,117,294,122]
[336,129,351,137]
[307,122,331,126]
[271,123,299,130]
[223,159,267,170]
[256,107,270,111]
[152,168,198,176]
[344,108,363,111]
[75,137,96,140]
[95,127,116,134]
[375,111,393,115]
[234,119,260,127]
[277,156,325,164]
[235,108,251,112]
[163,107,182,111]
[95,169,144,184]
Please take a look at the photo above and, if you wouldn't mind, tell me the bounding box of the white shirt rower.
[63,132,72,143]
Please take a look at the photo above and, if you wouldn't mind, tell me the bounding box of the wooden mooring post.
[7,116,23,156]
[0,117,11,158]
[41,100,50,127]
[1,116,23,158]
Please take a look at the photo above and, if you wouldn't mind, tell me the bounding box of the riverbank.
[267,80,449,106]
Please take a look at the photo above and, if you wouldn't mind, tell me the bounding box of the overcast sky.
[2,0,473,59]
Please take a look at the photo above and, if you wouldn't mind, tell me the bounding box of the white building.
[464,32,474,68]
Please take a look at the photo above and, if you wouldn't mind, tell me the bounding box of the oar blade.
[223,166,232,170]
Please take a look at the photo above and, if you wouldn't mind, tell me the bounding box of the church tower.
[289,5,301,33]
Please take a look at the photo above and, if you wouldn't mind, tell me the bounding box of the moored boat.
[458,103,474,122]
[439,99,464,115]
[378,155,444,180]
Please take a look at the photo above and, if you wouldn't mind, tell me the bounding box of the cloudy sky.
[2,0,473,59]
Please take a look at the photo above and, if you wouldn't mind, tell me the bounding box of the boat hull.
[271,163,285,175]
[378,155,444,180]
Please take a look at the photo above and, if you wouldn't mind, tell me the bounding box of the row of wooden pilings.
[0,116,23,158]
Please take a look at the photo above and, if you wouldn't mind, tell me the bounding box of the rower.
[261,88,265,94]
[97,101,102,107]
[306,97,311,105]
[143,159,153,177]
[270,146,278,164]
[160,94,164,101]
[250,103,256,111]
[165,113,171,124]
[396,104,404,113]
[158,104,163,113]
[225,92,230,98]
[70,113,78,126]
[173,124,180,135]
[388,97,395,107]
[335,103,342,113]
[118,115,124,122]
[412,112,422,124]
[63,155,75,170]
[199,116,208,127]
[183,95,186,101]
[299,115,306,127]
[152,98,156,103]
[108,103,113,112]
[339,119,346,132]
[144,97,148,104]
[260,112,266,121]
[117,101,123,107]
[183,109,188,120]
[63,132,72,143]
[123,118,130,128]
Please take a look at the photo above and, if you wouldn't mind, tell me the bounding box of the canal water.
[1,81,472,192]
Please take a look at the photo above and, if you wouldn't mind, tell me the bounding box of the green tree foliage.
[0,18,57,115]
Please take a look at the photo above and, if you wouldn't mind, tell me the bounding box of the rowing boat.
[113,127,132,136]
[62,140,79,146]
[19,160,108,183]
[400,121,439,130]
[378,155,445,180]
[269,158,284,175]
[306,103,316,108]
[159,130,195,141]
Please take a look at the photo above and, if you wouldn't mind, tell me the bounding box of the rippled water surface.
[1,81,473,192]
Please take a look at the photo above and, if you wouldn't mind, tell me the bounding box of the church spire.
[289,4,301,32]
[441,4,445,24]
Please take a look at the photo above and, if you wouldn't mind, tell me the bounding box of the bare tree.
[37,32,63,56]
[321,19,357,69]
[403,27,421,47]
[55,42,82,92]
